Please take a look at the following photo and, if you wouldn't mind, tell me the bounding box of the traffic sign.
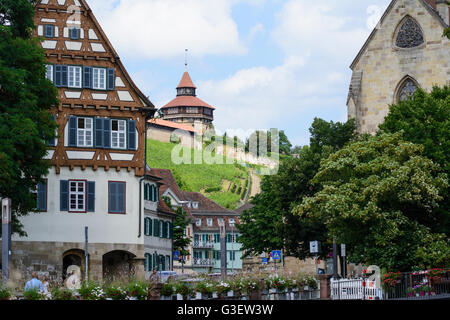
[173,251,180,261]
[341,244,346,257]
[310,241,319,254]
[271,250,281,260]
[262,258,268,265]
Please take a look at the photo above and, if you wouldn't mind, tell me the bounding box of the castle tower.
[160,71,215,131]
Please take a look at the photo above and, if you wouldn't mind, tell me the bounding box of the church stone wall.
[349,0,450,134]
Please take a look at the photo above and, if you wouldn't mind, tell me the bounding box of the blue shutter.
[55,65,63,87]
[83,66,92,89]
[95,118,103,148]
[117,182,125,213]
[109,182,117,212]
[127,120,136,150]
[103,118,111,149]
[60,180,69,211]
[87,181,95,212]
[45,25,54,38]
[107,68,115,90]
[61,65,68,87]
[68,116,77,147]
[70,28,79,40]
[37,181,47,211]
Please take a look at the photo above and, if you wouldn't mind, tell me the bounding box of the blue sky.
[90,0,391,147]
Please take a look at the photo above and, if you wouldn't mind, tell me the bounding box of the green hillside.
[146,139,250,209]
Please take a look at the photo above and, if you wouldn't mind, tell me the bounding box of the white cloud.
[89,0,246,59]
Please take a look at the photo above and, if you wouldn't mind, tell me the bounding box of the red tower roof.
[177,71,197,89]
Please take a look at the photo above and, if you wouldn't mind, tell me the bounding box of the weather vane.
[185,48,188,71]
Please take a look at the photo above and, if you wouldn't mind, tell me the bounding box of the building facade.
[159,71,215,132]
[182,192,242,274]
[347,0,449,134]
[8,0,161,284]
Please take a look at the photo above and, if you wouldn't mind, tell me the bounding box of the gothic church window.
[395,17,424,48]
[398,78,418,102]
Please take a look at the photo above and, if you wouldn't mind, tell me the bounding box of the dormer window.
[196,219,202,227]
[186,202,191,208]
[207,218,213,227]
[192,202,199,209]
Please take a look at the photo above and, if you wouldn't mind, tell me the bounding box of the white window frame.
[46,65,53,82]
[77,117,93,147]
[207,218,213,227]
[68,66,82,88]
[93,67,106,90]
[186,107,198,114]
[69,180,86,212]
[111,119,127,149]
[229,218,235,227]
[196,219,201,227]
[192,202,199,209]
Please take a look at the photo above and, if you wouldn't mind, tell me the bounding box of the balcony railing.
[193,259,215,267]
[193,242,214,249]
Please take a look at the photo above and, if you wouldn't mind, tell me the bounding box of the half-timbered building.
[9,0,161,283]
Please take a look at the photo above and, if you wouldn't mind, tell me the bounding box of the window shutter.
[94,117,103,148]
[45,25,54,38]
[127,120,136,150]
[109,182,117,212]
[144,184,148,201]
[118,182,125,213]
[61,65,68,87]
[60,180,69,211]
[87,181,95,212]
[149,218,153,236]
[55,65,62,87]
[83,66,92,89]
[68,116,77,147]
[37,181,47,211]
[103,118,111,149]
[107,68,115,90]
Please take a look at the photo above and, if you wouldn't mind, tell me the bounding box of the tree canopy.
[0,0,58,235]
[294,132,449,271]
[238,118,356,259]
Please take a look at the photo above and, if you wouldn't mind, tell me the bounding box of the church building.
[347,0,449,134]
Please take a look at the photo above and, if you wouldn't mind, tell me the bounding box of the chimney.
[436,0,450,25]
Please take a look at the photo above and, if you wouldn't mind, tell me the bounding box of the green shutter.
[144,184,148,200]
[149,218,153,236]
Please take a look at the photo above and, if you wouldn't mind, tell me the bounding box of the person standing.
[24,272,43,292]
[41,275,50,294]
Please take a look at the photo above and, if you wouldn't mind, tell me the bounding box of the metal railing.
[383,270,450,300]
[331,279,382,300]
[193,259,215,267]
[193,242,214,249]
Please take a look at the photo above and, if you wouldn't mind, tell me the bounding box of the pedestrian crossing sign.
[271,250,281,260]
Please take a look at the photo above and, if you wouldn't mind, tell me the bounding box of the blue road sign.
[271,250,281,260]
[262,258,268,265]
[173,251,180,261]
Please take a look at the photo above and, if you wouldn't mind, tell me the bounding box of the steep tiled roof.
[182,192,234,214]
[160,96,215,110]
[148,118,195,133]
[177,72,197,89]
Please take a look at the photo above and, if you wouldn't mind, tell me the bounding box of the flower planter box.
[212,292,218,299]
[227,291,234,298]
[160,295,172,300]
[176,294,183,300]
[195,292,202,300]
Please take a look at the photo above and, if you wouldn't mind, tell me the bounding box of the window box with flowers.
[426,268,445,284]
[175,282,191,300]
[194,281,215,300]
[382,271,402,292]
[160,283,176,300]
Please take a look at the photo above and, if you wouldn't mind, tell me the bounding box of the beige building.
[347,0,449,134]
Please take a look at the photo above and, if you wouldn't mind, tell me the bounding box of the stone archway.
[102,250,136,284]
[62,249,85,282]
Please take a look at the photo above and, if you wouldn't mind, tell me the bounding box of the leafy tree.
[244,129,292,156]
[294,133,449,271]
[238,118,356,259]
[379,86,449,236]
[0,0,58,235]
[163,196,191,258]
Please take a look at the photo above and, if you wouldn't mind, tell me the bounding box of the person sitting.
[24,272,43,292]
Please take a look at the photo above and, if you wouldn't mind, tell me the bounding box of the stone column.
[317,275,332,300]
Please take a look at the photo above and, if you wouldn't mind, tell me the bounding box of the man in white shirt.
[24,272,43,292]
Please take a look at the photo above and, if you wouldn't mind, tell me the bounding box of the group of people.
[24,272,50,293]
